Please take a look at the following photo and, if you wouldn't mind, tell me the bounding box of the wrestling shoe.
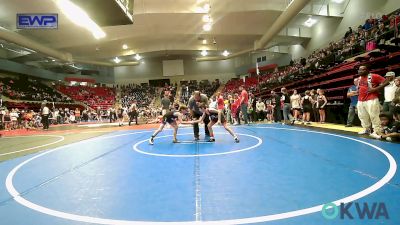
[369,132,382,139]
[149,137,154,145]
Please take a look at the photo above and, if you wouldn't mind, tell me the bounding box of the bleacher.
[180,80,220,104]
[120,84,157,108]
[256,50,400,100]
[57,85,115,110]
[223,77,258,94]
[0,77,71,103]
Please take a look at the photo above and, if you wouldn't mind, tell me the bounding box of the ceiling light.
[203,23,212,31]
[304,17,318,27]
[70,64,82,70]
[194,7,204,13]
[202,39,207,44]
[201,50,208,56]
[135,54,142,60]
[202,14,212,23]
[332,0,345,3]
[56,0,106,39]
[222,50,230,57]
[141,61,145,64]
[122,44,128,49]
[203,4,211,13]
[113,57,121,63]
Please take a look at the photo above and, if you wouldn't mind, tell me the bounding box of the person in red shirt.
[215,92,225,123]
[239,86,249,125]
[357,65,390,137]
[232,93,241,125]
[216,92,225,110]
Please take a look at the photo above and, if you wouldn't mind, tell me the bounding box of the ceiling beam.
[196,0,312,62]
[255,0,312,50]
[0,27,138,67]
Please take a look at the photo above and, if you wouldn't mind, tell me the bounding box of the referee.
[188,91,210,140]
[41,103,50,130]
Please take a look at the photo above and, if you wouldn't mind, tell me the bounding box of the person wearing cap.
[383,71,397,114]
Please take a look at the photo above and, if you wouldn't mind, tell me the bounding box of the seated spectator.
[371,112,400,142]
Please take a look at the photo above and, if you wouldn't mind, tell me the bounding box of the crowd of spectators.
[119,84,157,108]
[0,77,72,103]
[257,9,400,90]
[57,85,115,110]
[0,104,98,131]
[180,80,220,104]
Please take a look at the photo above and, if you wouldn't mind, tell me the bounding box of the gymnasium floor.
[0,124,399,225]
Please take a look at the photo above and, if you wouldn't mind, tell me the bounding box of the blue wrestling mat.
[0,124,399,225]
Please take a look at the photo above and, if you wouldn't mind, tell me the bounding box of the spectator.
[357,65,390,137]
[239,86,249,125]
[311,89,319,122]
[392,77,400,121]
[301,90,313,125]
[290,89,301,121]
[371,112,400,142]
[344,27,353,38]
[281,87,295,125]
[383,72,397,114]
[256,98,266,121]
[346,78,359,127]
[75,108,81,123]
[232,93,240,125]
[265,99,274,122]
[225,95,233,124]
[249,93,257,122]
[316,89,328,123]
[216,92,225,111]
[270,91,281,123]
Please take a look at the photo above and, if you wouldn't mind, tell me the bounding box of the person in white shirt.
[290,89,301,121]
[383,72,396,114]
[41,104,50,130]
[209,96,218,110]
[256,98,266,121]
[10,109,19,130]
